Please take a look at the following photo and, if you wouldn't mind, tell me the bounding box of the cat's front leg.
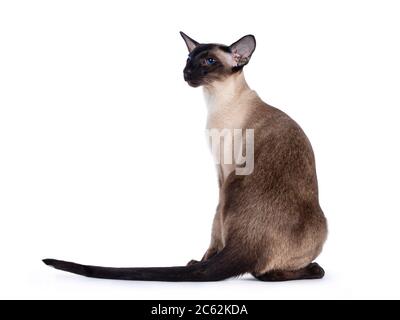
[187,205,224,266]
[186,248,218,266]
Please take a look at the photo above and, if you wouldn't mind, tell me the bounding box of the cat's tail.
[42,247,253,282]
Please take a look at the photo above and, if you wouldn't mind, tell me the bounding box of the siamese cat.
[43,32,327,282]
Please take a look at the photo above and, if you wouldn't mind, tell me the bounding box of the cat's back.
[245,96,320,202]
[248,96,315,158]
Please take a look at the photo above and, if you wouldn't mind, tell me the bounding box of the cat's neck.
[203,71,258,129]
[203,71,252,114]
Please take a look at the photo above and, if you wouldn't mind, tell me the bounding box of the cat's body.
[199,70,327,279]
[43,32,327,282]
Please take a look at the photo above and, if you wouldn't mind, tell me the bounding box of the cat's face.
[180,32,256,87]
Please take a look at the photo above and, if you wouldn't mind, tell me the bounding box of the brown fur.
[197,97,327,276]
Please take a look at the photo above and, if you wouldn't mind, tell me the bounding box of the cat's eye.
[206,57,216,65]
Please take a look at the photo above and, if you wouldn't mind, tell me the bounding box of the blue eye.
[206,57,216,65]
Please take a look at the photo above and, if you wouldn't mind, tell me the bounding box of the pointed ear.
[229,35,256,67]
[180,31,199,53]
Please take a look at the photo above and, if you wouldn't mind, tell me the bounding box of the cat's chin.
[186,80,202,88]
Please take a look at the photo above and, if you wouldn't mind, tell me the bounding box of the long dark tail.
[43,248,253,282]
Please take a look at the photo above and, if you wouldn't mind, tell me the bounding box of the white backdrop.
[1,0,400,299]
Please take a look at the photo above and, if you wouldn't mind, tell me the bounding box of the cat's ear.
[180,31,199,53]
[229,35,256,67]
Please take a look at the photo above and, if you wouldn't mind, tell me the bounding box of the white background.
[1,0,400,299]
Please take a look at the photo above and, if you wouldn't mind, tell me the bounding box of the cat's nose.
[184,69,192,81]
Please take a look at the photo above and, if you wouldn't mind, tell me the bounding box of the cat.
[43,32,327,281]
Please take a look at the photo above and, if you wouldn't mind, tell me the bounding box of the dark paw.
[306,262,325,279]
[186,259,200,266]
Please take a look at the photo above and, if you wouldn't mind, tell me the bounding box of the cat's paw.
[186,259,199,266]
[306,262,325,278]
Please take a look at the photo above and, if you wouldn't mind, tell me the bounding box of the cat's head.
[180,32,256,87]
